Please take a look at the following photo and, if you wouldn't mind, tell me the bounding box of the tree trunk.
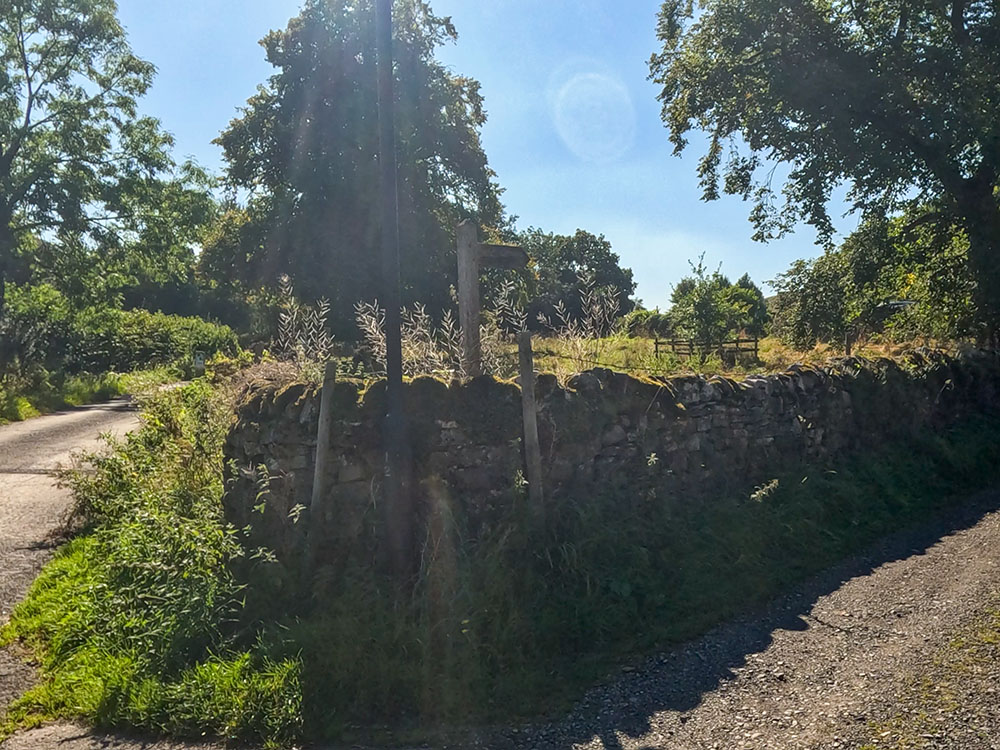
[0,219,11,325]
[958,192,1000,347]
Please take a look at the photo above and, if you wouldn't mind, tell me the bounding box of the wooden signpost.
[456,219,528,376]
[456,221,542,508]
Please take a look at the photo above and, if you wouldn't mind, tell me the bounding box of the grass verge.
[2,377,999,746]
[0,366,180,424]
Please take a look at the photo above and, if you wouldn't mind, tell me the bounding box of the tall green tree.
[770,209,977,348]
[650,0,1000,338]
[769,255,850,348]
[668,256,768,342]
[0,0,166,319]
[212,0,504,334]
[515,228,636,328]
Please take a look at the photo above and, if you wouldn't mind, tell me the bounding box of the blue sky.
[117,0,854,309]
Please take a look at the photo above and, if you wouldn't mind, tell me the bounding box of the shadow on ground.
[442,488,1000,750]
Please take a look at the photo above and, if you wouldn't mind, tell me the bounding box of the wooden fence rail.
[654,337,759,359]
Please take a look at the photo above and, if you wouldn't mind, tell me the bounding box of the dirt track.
[1,403,998,749]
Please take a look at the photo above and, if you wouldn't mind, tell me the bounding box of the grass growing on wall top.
[3,376,1000,745]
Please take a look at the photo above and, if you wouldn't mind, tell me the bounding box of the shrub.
[1,382,301,746]
[0,284,239,378]
[70,307,238,374]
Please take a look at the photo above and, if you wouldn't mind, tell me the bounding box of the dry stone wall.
[223,349,1000,566]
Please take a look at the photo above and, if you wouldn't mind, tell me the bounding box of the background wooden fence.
[654,337,760,359]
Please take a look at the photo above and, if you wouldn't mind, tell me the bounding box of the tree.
[668,255,768,342]
[733,273,770,337]
[515,228,636,328]
[650,0,1000,338]
[0,0,166,320]
[213,0,505,335]
[769,255,850,348]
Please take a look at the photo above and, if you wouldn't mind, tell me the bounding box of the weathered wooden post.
[518,331,544,510]
[455,222,529,376]
[304,359,336,575]
[457,220,482,376]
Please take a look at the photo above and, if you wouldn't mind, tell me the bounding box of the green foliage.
[1,382,302,746]
[0,371,127,424]
[649,0,1000,332]
[770,210,979,348]
[620,308,676,338]
[6,377,1000,745]
[668,256,769,343]
[514,228,636,327]
[769,255,850,348]
[0,0,165,313]
[0,283,238,378]
[70,307,238,374]
[210,0,506,334]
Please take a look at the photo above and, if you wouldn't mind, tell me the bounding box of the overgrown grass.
[0,372,124,423]
[3,378,1000,746]
[517,335,974,383]
[0,366,180,425]
[0,380,300,746]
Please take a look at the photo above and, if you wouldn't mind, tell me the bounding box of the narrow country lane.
[0,401,140,710]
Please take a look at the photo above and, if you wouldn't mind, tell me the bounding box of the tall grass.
[0,381,301,747]
[3,376,1000,746]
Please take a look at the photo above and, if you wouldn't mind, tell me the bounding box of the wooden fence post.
[518,331,544,511]
[304,360,336,574]
[457,220,482,377]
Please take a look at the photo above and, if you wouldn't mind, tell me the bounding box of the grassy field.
[508,334,965,383]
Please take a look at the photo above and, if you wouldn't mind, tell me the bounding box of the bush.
[0,284,74,376]
[69,307,238,374]
[0,284,239,377]
[1,382,301,746]
[619,308,674,338]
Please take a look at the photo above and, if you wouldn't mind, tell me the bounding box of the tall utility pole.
[375,0,412,577]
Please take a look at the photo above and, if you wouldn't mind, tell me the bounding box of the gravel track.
[1,404,998,749]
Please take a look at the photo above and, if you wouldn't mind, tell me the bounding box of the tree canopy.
[211,0,505,334]
[649,0,1000,337]
[770,209,976,348]
[0,0,175,318]
[668,256,768,342]
[514,228,636,328]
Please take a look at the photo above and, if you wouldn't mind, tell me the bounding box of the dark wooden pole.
[304,360,336,576]
[518,331,544,512]
[375,0,412,577]
[457,220,482,376]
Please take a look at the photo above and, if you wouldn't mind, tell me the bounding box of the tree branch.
[951,0,969,45]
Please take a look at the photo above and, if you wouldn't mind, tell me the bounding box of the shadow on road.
[475,488,1000,750]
